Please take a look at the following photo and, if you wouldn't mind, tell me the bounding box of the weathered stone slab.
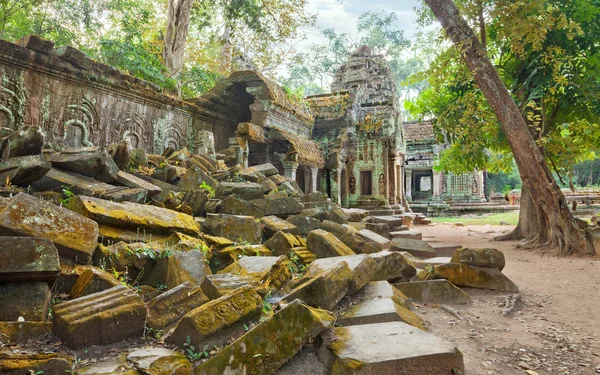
[215,182,264,200]
[410,256,452,269]
[54,45,94,70]
[0,193,98,263]
[357,229,390,250]
[195,300,334,375]
[212,244,271,271]
[338,281,409,327]
[284,262,352,310]
[261,215,300,238]
[202,214,262,244]
[365,222,390,239]
[116,170,162,198]
[0,155,51,185]
[430,263,519,292]
[328,206,350,224]
[251,197,303,217]
[46,147,120,183]
[201,273,261,299]
[450,247,506,271]
[326,322,464,375]
[107,140,131,169]
[0,322,53,345]
[300,254,376,294]
[165,285,262,350]
[18,34,54,54]
[127,348,193,375]
[244,163,279,177]
[76,356,139,375]
[69,195,200,236]
[220,255,292,291]
[53,285,147,348]
[390,238,436,258]
[286,215,321,235]
[393,279,472,305]
[1,126,44,159]
[275,347,328,375]
[0,351,74,375]
[177,164,219,191]
[319,220,348,237]
[220,195,264,217]
[372,215,403,226]
[0,282,50,321]
[165,249,212,288]
[0,237,60,283]
[264,231,305,256]
[431,243,462,257]
[300,191,328,203]
[306,229,356,258]
[33,168,147,203]
[69,267,121,299]
[370,250,416,281]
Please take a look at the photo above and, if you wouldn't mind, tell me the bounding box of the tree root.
[494,228,523,242]
[441,305,474,326]
[502,294,521,316]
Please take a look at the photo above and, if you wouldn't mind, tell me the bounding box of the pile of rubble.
[0,126,519,374]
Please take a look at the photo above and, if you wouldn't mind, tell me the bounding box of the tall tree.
[423,0,594,255]
[163,0,195,78]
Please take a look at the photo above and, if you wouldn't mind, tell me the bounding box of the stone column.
[283,161,298,180]
[432,171,442,199]
[478,170,485,200]
[405,169,413,202]
[310,167,319,193]
[330,168,341,204]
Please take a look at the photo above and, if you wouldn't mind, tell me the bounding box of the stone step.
[371,215,404,227]
[327,321,464,374]
[391,229,423,240]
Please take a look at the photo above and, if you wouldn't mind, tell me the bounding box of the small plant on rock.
[184,335,209,360]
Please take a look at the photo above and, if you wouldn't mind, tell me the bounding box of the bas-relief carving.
[61,94,98,147]
[113,113,152,149]
[0,71,25,130]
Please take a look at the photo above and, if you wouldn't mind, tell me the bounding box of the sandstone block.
[116,170,162,198]
[251,197,303,217]
[0,351,73,375]
[0,282,50,321]
[46,147,120,183]
[391,229,423,240]
[201,273,262,299]
[177,165,219,191]
[0,237,60,283]
[430,263,519,292]
[450,247,506,271]
[202,214,262,244]
[215,182,264,200]
[127,348,193,375]
[284,262,352,310]
[18,34,54,54]
[165,249,212,289]
[328,206,350,224]
[390,238,436,258]
[264,231,305,256]
[0,322,52,345]
[211,244,271,271]
[69,267,121,299]
[357,229,391,251]
[261,215,300,238]
[220,195,264,217]
[219,255,292,291]
[369,250,416,281]
[299,254,376,294]
[393,279,472,305]
[286,215,321,235]
[365,222,390,239]
[244,163,279,177]
[0,155,51,185]
[306,229,356,258]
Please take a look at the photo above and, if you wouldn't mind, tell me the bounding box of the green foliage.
[184,335,210,360]
[60,186,76,205]
[199,181,215,198]
[179,66,223,98]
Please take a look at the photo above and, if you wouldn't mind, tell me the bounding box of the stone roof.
[269,128,325,168]
[403,121,434,142]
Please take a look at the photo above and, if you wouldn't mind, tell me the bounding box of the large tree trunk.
[163,0,195,79]
[495,181,545,243]
[425,0,593,255]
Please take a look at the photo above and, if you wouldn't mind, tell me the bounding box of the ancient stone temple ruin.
[403,120,485,203]
[306,46,405,209]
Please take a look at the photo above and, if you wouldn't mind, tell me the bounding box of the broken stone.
[53,285,147,348]
[0,155,51,185]
[0,237,60,283]
[450,247,506,271]
[391,229,423,240]
[45,147,120,183]
[0,351,74,375]
[1,126,45,159]
[0,322,53,345]
[220,195,264,217]
[0,193,98,263]
[77,356,138,375]
[0,282,50,321]
[195,300,334,375]
[54,45,93,70]
[18,34,54,54]
[251,197,303,217]
[127,348,193,375]
[300,191,329,203]
[147,282,209,331]
[288,247,317,265]
[286,215,321,235]
[202,214,263,244]
[201,273,262,299]
[431,243,462,257]
[261,215,300,239]
[365,222,390,239]
[328,206,350,224]
[69,267,121,299]
[319,220,348,237]
[165,249,212,288]
[107,140,131,169]
[299,254,376,294]
[215,182,264,201]
[325,322,464,374]
[357,229,391,251]
[211,244,271,271]
[116,170,162,198]
[219,255,292,291]
[284,262,352,310]
[69,195,200,236]
[393,279,472,305]
[369,250,416,281]
[372,215,403,227]
[244,163,279,177]
[279,181,302,197]
[177,164,219,191]
[306,229,356,258]
[428,263,519,292]
[390,238,436,258]
[165,285,262,350]
[264,231,305,256]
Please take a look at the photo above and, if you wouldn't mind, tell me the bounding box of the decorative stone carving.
[0,72,25,130]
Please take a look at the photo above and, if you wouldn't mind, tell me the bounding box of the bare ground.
[419,223,600,375]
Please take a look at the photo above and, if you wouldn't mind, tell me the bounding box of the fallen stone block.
[202,214,262,244]
[69,195,200,236]
[0,193,98,263]
[0,282,50,321]
[0,322,53,345]
[372,215,403,226]
[220,195,264,217]
[0,351,74,375]
[429,263,519,292]
[116,170,162,198]
[307,229,356,258]
[211,244,271,271]
[45,147,119,183]
[177,164,219,191]
[284,262,352,310]
[286,215,321,235]
[107,140,131,169]
[390,238,436,258]
[391,229,423,240]
[288,247,317,266]
[244,163,279,177]
[344,208,370,222]
[365,222,390,239]
[261,215,300,238]
[54,45,93,70]
[275,347,328,375]
[52,285,147,348]
[219,255,292,292]
[215,182,264,200]
[165,249,212,288]
[201,273,262,299]
[0,237,60,283]
[165,285,262,350]
[319,220,348,237]
[431,243,462,257]
[299,254,376,294]
[357,229,390,251]
[251,197,303,217]
[264,231,305,256]
[410,256,452,269]
[0,126,44,159]
[0,155,51,185]
[69,267,121,299]
[393,279,472,305]
[370,250,416,281]
[328,206,350,224]
[76,356,139,375]
[195,300,334,375]
[450,247,506,271]
[325,322,464,375]
[127,348,193,375]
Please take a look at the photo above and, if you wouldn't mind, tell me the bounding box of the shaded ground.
[419,223,600,375]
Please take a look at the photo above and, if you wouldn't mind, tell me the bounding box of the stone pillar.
[330,168,341,204]
[432,171,442,199]
[310,167,319,193]
[283,161,298,180]
[405,169,413,202]
[478,171,485,200]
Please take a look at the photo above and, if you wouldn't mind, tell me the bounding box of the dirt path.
[418,223,600,375]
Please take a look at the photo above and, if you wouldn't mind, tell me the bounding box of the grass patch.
[431,211,519,226]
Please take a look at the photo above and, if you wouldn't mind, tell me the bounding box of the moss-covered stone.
[220,196,265,218]
[165,250,212,288]
[389,238,436,258]
[261,215,300,239]
[284,262,352,310]
[306,229,356,258]
[76,355,139,375]
[0,282,50,321]
[165,285,262,350]
[450,248,506,271]
[0,351,74,375]
[45,146,120,183]
[147,281,209,330]
[219,255,292,292]
[297,254,376,294]
[0,236,60,283]
[195,300,334,375]
[201,214,263,244]
[426,263,519,293]
[211,244,271,272]
[127,348,193,375]
[263,231,305,256]
[0,322,52,345]
[69,266,121,299]
[251,197,303,217]
[201,273,264,299]
[369,250,416,281]
[393,280,471,305]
